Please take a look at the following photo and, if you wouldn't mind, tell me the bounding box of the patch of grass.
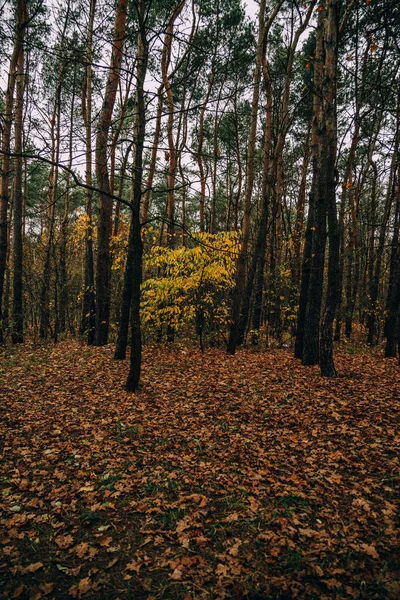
[278,549,303,573]
[115,418,140,441]
[155,507,186,531]
[99,472,121,491]
[276,494,309,516]
[80,508,102,524]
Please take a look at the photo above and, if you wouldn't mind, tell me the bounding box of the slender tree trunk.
[125,3,148,391]
[94,0,128,346]
[384,93,400,357]
[141,89,163,224]
[0,1,25,343]
[367,149,398,345]
[114,117,140,359]
[293,124,311,290]
[39,1,71,340]
[227,0,283,354]
[240,57,273,346]
[113,142,133,237]
[80,0,96,344]
[59,69,76,334]
[11,1,27,343]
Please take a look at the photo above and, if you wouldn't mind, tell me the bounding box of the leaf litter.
[0,340,399,599]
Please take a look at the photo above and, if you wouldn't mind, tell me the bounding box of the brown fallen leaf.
[39,582,54,595]
[54,534,74,549]
[126,560,142,573]
[106,557,119,569]
[68,577,92,598]
[169,568,183,580]
[21,562,43,575]
[11,585,25,598]
[360,543,379,559]
[73,542,89,558]
[98,535,112,547]
[215,563,228,577]
[228,540,242,557]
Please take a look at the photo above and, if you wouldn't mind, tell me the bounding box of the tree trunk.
[94,0,128,346]
[0,0,25,343]
[384,93,400,357]
[227,0,283,354]
[11,0,27,343]
[125,2,148,391]
[80,0,96,344]
[319,0,340,377]
[301,6,326,366]
[367,148,398,345]
[59,69,76,335]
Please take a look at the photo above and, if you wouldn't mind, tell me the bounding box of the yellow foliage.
[141,231,239,333]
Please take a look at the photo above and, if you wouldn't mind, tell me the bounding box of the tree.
[94,0,128,346]
[0,0,28,343]
[11,0,28,343]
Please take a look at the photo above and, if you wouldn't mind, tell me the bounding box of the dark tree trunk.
[0,0,25,343]
[367,149,397,346]
[94,0,127,346]
[80,0,96,345]
[384,103,400,357]
[125,2,148,391]
[301,6,327,366]
[294,186,315,359]
[11,2,27,344]
[319,0,340,376]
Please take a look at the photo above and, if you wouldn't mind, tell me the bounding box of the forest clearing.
[0,340,399,599]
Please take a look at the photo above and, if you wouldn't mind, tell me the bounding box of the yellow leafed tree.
[141,232,239,346]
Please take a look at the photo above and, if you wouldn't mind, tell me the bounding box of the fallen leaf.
[54,534,74,549]
[169,568,183,580]
[21,562,43,575]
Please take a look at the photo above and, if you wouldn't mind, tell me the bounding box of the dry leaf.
[54,535,74,549]
[21,562,43,575]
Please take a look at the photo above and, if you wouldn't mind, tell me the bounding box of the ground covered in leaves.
[0,340,399,599]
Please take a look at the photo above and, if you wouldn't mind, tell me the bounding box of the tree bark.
[301,5,326,366]
[11,0,27,344]
[94,0,128,346]
[125,1,148,391]
[80,0,96,344]
[227,0,283,354]
[0,0,26,343]
[319,0,340,377]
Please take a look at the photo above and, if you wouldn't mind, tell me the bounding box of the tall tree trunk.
[80,0,96,344]
[125,2,148,391]
[227,0,283,354]
[384,93,400,357]
[366,148,398,345]
[292,123,311,291]
[300,6,325,366]
[39,0,71,340]
[11,0,27,344]
[59,69,76,335]
[319,0,340,376]
[0,0,25,343]
[94,0,128,346]
[240,57,273,346]
[341,21,370,338]
[115,1,149,362]
[141,88,163,225]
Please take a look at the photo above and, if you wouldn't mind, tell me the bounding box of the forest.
[0,0,399,598]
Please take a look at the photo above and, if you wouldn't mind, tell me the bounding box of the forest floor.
[0,339,399,600]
